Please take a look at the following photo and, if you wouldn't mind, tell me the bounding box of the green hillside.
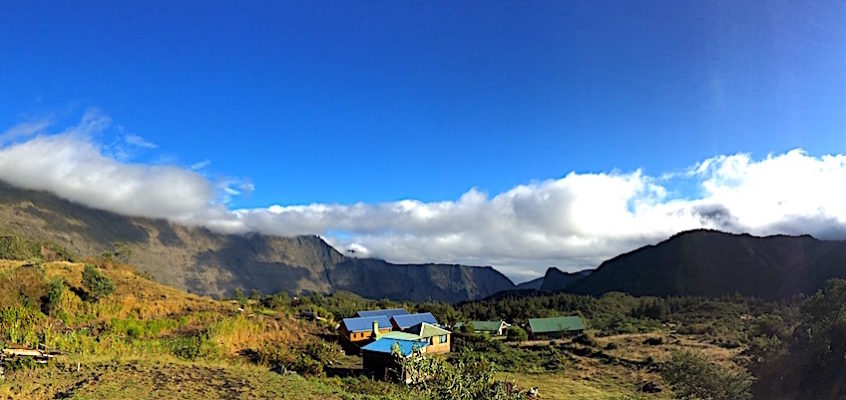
[0,180,514,302]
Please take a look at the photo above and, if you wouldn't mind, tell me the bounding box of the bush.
[43,277,65,315]
[233,288,248,308]
[82,264,114,301]
[169,333,219,360]
[573,332,598,347]
[506,326,528,342]
[459,322,475,334]
[661,351,752,400]
[399,350,526,399]
[292,353,324,377]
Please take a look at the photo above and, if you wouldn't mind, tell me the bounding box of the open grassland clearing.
[0,359,342,400]
[0,247,817,399]
[499,331,746,399]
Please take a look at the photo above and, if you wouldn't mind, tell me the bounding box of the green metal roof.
[379,331,421,341]
[468,320,504,332]
[407,322,450,338]
[528,316,585,333]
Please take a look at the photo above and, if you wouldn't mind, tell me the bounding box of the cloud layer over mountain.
[3,111,846,280]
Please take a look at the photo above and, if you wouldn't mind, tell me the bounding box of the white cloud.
[124,134,157,149]
[190,159,212,170]
[2,112,846,282]
[0,119,52,144]
[0,110,214,222]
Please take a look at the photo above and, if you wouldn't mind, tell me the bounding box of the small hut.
[528,316,585,339]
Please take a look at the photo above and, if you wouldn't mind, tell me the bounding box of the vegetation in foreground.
[0,236,842,399]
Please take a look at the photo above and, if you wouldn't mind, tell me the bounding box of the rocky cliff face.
[0,181,514,302]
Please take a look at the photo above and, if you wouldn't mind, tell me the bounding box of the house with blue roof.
[361,337,429,382]
[390,312,439,330]
[356,308,409,319]
[339,315,392,345]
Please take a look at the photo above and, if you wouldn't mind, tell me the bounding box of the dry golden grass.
[0,258,340,399]
[0,358,342,400]
[504,331,748,399]
[44,261,226,320]
[594,332,744,367]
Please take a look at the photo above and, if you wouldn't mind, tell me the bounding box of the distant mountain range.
[541,229,846,300]
[0,181,514,302]
[4,179,845,303]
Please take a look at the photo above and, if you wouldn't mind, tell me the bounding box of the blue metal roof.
[391,312,438,329]
[356,308,409,318]
[341,315,391,332]
[361,338,427,356]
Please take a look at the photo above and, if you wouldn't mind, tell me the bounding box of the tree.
[506,326,528,342]
[753,278,846,399]
[459,322,475,334]
[82,264,114,301]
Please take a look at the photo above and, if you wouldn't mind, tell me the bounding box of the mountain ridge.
[0,180,514,302]
[561,229,846,300]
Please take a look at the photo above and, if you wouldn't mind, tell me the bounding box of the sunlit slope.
[0,180,514,301]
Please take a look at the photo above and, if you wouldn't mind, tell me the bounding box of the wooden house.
[455,320,509,336]
[528,316,585,339]
[356,308,409,319]
[390,312,438,331]
[406,322,451,354]
[339,315,392,345]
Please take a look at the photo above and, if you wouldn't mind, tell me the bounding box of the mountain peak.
[564,229,846,299]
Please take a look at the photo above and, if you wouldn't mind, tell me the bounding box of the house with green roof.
[405,322,451,354]
[454,320,510,336]
[528,316,585,339]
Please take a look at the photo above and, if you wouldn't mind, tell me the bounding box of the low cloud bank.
[3,111,845,281]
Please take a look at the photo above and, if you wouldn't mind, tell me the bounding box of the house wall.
[423,334,450,354]
[530,329,582,340]
[342,327,392,343]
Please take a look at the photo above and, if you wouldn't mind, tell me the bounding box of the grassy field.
[1,359,341,400]
[499,332,745,399]
[0,260,346,399]
[0,259,757,399]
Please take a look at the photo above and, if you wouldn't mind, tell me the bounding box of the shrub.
[82,264,114,301]
[170,333,219,360]
[291,353,324,377]
[661,351,752,400]
[506,326,528,342]
[459,322,475,333]
[43,277,65,315]
[573,332,598,347]
[262,292,291,310]
[233,288,248,308]
[256,343,296,372]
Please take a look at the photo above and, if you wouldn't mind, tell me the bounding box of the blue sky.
[2,2,846,279]
[2,1,844,206]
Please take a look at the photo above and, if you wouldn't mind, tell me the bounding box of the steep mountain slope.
[564,229,846,300]
[0,181,514,301]
[516,276,544,290]
[538,267,592,291]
